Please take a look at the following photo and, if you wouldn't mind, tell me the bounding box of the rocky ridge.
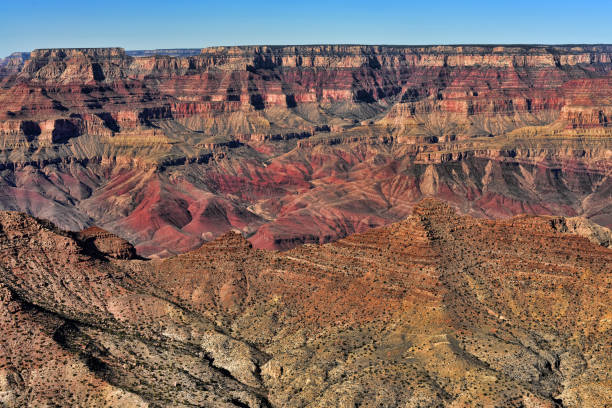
[0,199,609,406]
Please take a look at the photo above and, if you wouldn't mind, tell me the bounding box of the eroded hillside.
[0,199,610,407]
[0,45,610,257]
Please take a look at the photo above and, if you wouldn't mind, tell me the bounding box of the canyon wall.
[0,45,610,257]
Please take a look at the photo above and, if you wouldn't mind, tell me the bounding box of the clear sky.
[2,0,611,57]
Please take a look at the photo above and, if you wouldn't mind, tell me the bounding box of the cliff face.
[0,200,609,406]
[0,45,610,256]
[0,52,29,79]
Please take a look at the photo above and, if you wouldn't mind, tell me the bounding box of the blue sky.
[2,0,611,56]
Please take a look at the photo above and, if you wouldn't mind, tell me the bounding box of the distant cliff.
[0,44,610,256]
[126,48,202,57]
[0,51,29,77]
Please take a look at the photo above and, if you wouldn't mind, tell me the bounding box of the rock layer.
[0,45,610,257]
[75,226,137,259]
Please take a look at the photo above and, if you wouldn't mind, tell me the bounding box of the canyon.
[0,44,611,406]
[0,45,610,257]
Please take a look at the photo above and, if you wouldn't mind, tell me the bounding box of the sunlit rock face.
[0,45,611,257]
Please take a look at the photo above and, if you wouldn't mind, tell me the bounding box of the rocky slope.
[0,199,609,407]
[0,45,610,257]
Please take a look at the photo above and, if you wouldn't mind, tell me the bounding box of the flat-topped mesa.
[198,44,612,68]
[17,47,131,84]
[29,47,127,60]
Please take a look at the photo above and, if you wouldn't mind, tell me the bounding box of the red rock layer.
[0,45,610,256]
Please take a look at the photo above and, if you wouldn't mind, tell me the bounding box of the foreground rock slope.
[0,45,610,257]
[0,199,610,407]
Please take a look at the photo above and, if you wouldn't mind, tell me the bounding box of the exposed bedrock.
[74,226,137,259]
[0,44,610,256]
